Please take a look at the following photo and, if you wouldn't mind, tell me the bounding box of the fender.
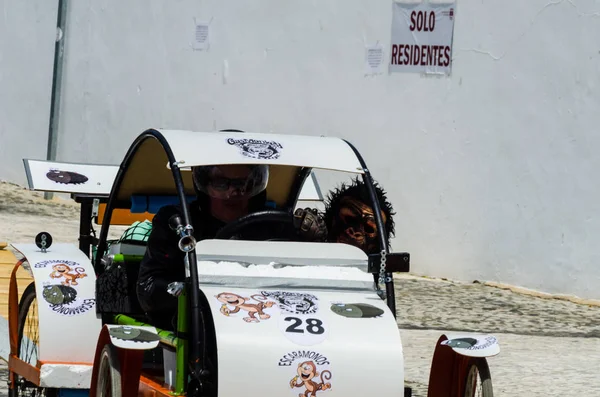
[427,333,500,396]
[10,242,102,388]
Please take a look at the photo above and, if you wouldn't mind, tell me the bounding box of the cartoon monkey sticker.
[216,292,275,323]
[49,264,87,286]
[290,361,332,397]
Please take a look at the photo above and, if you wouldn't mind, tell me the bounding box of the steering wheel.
[214,209,297,241]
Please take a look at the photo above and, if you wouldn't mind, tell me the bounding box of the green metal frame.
[112,283,190,395]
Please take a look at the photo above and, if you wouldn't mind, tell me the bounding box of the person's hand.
[293,208,328,242]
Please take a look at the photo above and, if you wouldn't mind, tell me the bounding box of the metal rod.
[45,0,68,200]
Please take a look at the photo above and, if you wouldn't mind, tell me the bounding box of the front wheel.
[9,282,57,397]
[95,344,122,397]
[463,357,493,397]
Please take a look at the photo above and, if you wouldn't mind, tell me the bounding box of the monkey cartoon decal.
[34,259,96,316]
[216,292,275,323]
[290,361,332,397]
[49,263,87,286]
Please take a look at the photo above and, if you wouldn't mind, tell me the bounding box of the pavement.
[0,274,598,395]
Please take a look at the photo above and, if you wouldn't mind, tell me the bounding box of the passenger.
[323,177,395,255]
[136,163,327,330]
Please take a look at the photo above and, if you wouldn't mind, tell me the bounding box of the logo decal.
[260,291,319,315]
[215,292,276,323]
[227,138,283,160]
[46,169,89,185]
[35,260,95,316]
[279,351,332,396]
[441,336,498,351]
[330,303,384,318]
[109,326,161,343]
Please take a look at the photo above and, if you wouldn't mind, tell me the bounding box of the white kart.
[4,129,500,397]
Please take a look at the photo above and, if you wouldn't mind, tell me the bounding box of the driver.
[136,163,327,330]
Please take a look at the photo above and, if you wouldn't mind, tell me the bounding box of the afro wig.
[323,177,396,248]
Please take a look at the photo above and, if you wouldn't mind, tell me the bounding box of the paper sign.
[388,1,456,75]
[365,44,385,75]
[193,22,210,50]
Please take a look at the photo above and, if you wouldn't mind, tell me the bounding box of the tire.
[10,282,57,397]
[463,357,493,397]
[95,344,122,397]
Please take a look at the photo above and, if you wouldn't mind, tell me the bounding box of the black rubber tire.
[463,357,494,397]
[95,344,122,397]
[10,282,57,397]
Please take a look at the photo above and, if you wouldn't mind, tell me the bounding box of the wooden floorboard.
[0,247,33,321]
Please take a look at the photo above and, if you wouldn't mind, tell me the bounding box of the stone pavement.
[393,275,600,396]
[0,274,598,395]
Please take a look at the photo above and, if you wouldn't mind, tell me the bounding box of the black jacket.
[136,193,294,327]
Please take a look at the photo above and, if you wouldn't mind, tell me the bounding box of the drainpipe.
[44,0,68,200]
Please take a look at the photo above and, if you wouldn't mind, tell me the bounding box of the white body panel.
[195,240,373,291]
[202,285,404,397]
[159,129,364,173]
[23,159,118,196]
[440,333,500,358]
[195,239,404,396]
[39,363,93,389]
[23,157,325,201]
[10,243,102,364]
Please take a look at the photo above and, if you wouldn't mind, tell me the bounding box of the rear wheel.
[95,344,122,397]
[463,357,493,397]
[10,282,57,397]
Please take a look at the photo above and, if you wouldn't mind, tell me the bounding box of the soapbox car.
[4,129,500,397]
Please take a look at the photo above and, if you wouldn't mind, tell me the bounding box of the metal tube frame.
[342,139,397,317]
[94,128,207,394]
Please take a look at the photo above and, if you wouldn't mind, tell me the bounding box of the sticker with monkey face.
[215,292,277,323]
[34,259,95,316]
[279,350,332,396]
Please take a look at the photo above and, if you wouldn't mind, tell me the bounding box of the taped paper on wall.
[193,21,210,50]
[365,44,385,75]
[388,1,456,75]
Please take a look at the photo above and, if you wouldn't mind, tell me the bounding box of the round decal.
[279,350,332,396]
[260,290,319,315]
[34,259,95,316]
[226,138,283,160]
[330,303,384,318]
[46,169,89,185]
[278,313,328,346]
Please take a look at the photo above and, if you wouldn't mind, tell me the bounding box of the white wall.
[2,0,599,300]
[0,1,56,183]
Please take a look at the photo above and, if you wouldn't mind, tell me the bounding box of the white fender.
[11,243,102,388]
[439,333,500,358]
[106,324,160,350]
[200,285,405,397]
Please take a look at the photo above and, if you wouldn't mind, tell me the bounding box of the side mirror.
[367,252,410,273]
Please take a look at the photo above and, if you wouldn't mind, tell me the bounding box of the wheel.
[10,282,57,397]
[95,344,122,397]
[463,357,493,397]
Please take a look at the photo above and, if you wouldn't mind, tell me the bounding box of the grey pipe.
[45,0,68,200]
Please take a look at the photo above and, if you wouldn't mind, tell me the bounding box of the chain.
[378,249,386,285]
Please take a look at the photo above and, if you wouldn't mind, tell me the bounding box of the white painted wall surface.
[1,0,599,300]
[0,1,56,183]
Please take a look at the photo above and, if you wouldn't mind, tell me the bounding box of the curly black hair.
[323,177,396,248]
